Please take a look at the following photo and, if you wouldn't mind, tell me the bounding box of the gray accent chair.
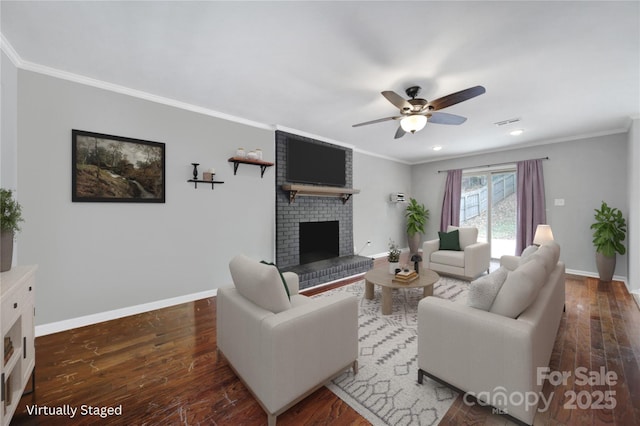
[217,254,358,426]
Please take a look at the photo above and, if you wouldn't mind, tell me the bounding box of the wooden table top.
[364,267,439,290]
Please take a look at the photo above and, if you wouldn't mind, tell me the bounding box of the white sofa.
[417,242,564,425]
[217,255,358,426]
[422,226,491,280]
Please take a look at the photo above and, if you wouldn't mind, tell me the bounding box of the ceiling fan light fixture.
[400,115,427,133]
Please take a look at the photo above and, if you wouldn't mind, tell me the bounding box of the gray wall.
[10,69,410,327]
[1,51,18,189]
[628,118,639,293]
[411,133,629,279]
[17,71,275,325]
[1,51,19,266]
[353,151,412,257]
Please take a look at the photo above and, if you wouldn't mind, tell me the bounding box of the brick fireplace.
[275,131,372,289]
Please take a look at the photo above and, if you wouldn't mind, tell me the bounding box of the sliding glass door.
[460,169,516,258]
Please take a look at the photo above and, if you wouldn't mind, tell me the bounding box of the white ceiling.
[2,1,639,164]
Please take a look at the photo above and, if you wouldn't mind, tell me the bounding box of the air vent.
[494,117,521,127]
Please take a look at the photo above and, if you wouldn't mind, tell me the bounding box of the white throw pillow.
[490,258,547,318]
[520,245,538,261]
[229,254,291,313]
[467,267,509,311]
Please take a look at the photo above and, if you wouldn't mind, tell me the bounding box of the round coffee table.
[364,267,440,315]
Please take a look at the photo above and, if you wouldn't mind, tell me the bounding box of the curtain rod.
[437,156,549,173]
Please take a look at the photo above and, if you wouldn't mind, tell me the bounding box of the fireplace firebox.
[299,221,339,265]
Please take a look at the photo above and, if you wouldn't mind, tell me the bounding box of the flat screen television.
[287,139,346,187]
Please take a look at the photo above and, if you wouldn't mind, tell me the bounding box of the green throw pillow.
[260,261,291,301]
[438,229,461,251]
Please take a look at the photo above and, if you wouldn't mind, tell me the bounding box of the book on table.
[393,270,418,284]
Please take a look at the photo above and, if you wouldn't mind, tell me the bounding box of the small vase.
[389,262,399,275]
[595,252,616,282]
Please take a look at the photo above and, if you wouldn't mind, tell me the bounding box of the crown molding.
[2,31,408,165]
[1,32,273,131]
[0,33,23,67]
[411,127,630,166]
[24,59,274,131]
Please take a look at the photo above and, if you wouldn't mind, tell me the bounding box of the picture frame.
[72,129,165,203]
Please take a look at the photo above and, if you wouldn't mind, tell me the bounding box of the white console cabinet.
[1,265,36,426]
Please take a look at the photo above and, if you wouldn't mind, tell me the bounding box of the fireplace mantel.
[281,184,360,204]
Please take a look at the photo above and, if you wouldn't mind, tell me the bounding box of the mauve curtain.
[440,169,462,232]
[516,159,546,254]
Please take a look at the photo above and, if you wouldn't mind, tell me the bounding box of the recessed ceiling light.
[432,145,443,151]
[510,129,524,136]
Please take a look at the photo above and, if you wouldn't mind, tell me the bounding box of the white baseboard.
[565,268,629,289]
[35,289,218,337]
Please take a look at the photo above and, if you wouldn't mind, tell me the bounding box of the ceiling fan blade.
[352,116,400,127]
[394,126,406,139]
[428,112,467,125]
[428,85,486,111]
[382,91,411,111]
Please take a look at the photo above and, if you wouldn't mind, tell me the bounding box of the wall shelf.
[281,184,360,204]
[228,157,274,178]
[187,179,224,189]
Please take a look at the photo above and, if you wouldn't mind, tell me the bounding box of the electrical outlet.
[554,198,565,206]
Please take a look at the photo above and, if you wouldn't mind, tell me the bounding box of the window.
[460,168,516,258]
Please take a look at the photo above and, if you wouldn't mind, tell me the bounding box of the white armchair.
[217,255,358,426]
[422,226,490,280]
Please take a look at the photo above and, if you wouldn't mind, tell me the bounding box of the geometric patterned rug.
[313,276,469,426]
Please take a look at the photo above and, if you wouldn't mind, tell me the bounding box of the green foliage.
[0,188,24,233]
[590,201,626,257]
[405,198,430,236]
[387,239,401,263]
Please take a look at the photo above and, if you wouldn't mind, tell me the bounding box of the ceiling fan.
[352,85,486,139]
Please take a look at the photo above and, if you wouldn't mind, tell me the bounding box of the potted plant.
[1,189,24,272]
[387,239,401,274]
[590,201,626,282]
[405,198,429,255]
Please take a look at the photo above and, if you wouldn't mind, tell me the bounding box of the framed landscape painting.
[72,130,166,203]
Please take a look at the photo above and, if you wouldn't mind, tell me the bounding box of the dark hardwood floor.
[10,264,640,425]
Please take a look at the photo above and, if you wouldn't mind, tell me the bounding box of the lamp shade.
[400,115,427,133]
[533,224,554,245]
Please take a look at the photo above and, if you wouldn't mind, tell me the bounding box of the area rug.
[313,276,469,426]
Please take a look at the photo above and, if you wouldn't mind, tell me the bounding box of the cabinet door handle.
[24,337,27,359]
[1,373,4,402]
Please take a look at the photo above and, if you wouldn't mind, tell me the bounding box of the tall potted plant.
[405,198,429,255]
[1,189,24,272]
[590,201,626,282]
